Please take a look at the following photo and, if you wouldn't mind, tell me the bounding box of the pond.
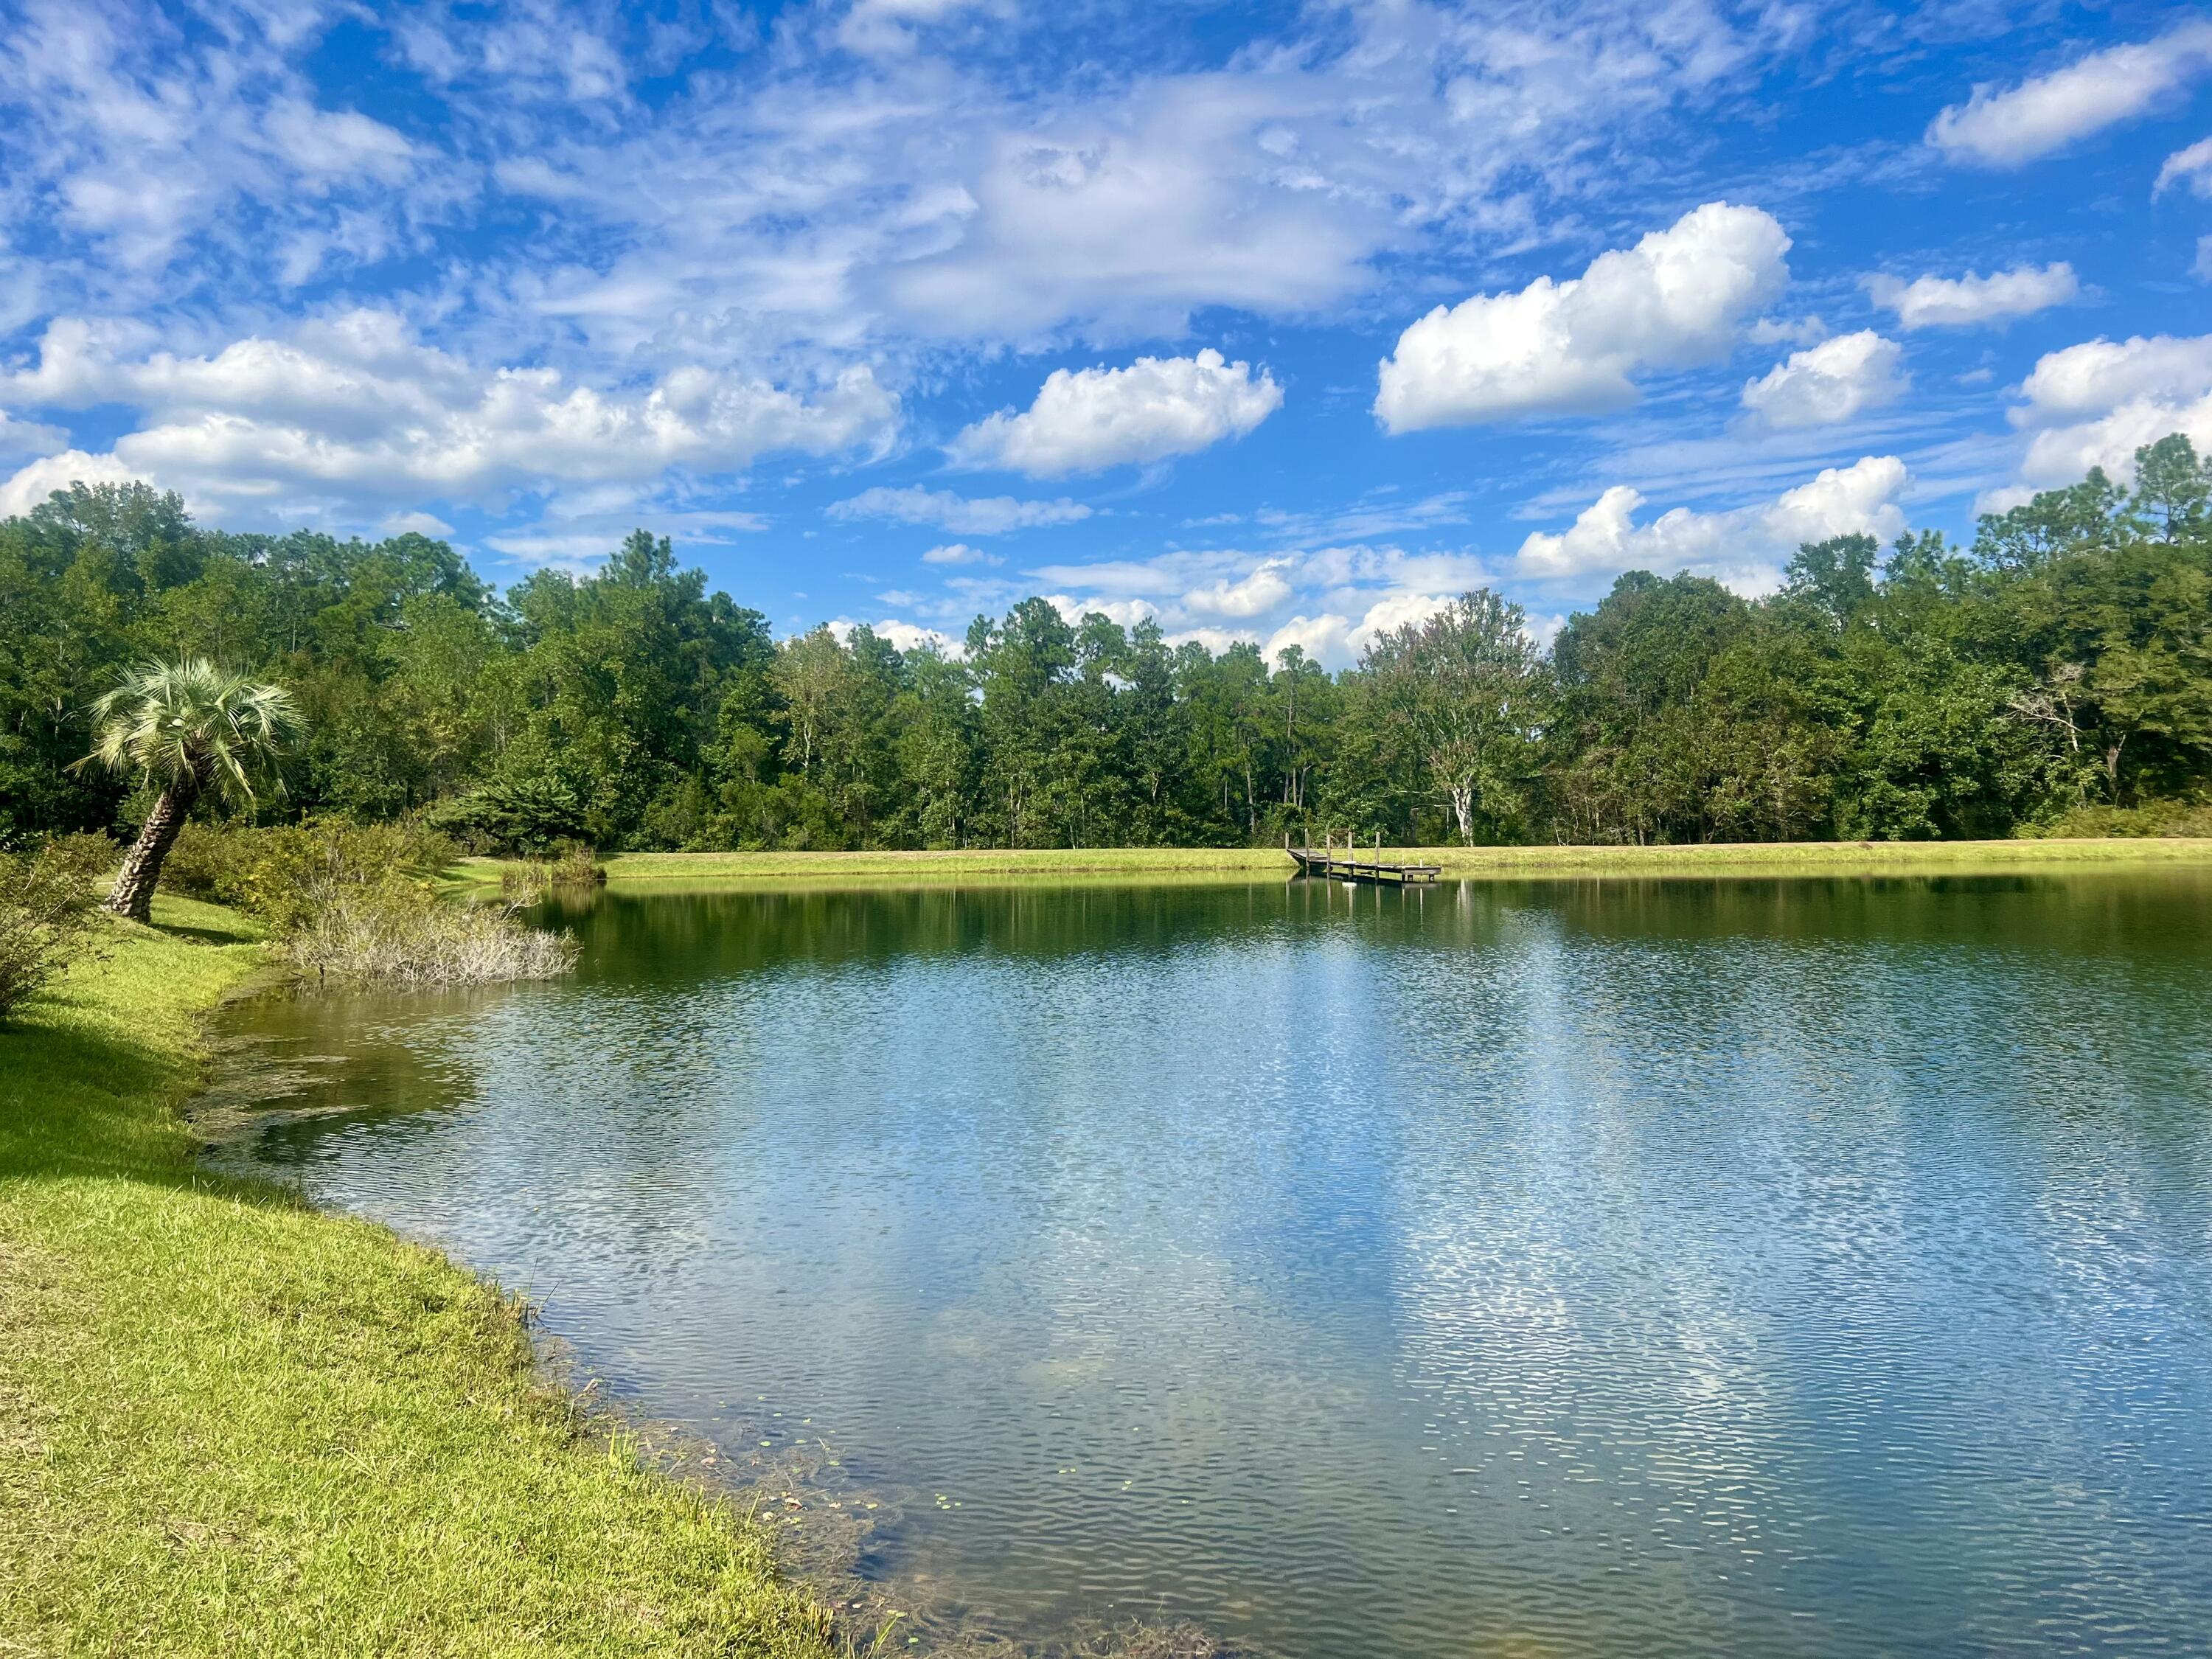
[205,873,2212,1658]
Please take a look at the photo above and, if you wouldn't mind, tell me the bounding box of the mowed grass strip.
[455,835,2212,888]
[0,900,840,1659]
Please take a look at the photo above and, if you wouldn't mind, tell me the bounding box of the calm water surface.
[207,874,2212,1658]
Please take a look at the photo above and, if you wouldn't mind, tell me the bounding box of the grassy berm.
[0,896,841,1658]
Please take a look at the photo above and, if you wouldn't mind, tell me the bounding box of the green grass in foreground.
[456,835,2212,888]
[0,900,840,1658]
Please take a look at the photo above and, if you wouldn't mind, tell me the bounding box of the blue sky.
[2,0,2209,662]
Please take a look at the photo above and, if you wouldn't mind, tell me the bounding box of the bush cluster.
[2021,798,2212,839]
[498,841,608,902]
[162,818,575,987]
[280,886,579,986]
[162,818,459,920]
[0,834,112,1022]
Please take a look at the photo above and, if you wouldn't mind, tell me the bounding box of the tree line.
[3,434,2208,852]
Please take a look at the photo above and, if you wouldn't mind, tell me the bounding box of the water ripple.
[209,874,2212,1659]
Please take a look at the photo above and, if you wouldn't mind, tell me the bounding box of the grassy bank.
[457,836,2212,888]
[0,900,839,1658]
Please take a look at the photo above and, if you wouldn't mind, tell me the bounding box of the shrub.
[498,839,605,904]
[159,821,254,900]
[282,889,579,987]
[499,862,552,904]
[547,840,607,886]
[0,835,111,1022]
[160,818,461,917]
[431,776,590,854]
[2021,799,2212,839]
[156,818,574,987]
[221,819,459,935]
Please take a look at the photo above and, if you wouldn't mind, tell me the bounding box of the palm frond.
[77,658,301,804]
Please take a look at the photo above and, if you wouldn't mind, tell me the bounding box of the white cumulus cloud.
[950,349,1281,476]
[921,541,1001,565]
[2005,332,2212,491]
[829,617,968,656]
[1262,613,1352,665]
[827,486,1093,534]
[1927,24,2212,167]
[2014,333,2212,420]
[1349,589,1461,647]
[1262,591,1458,669]
[1373,201,1791,431]
[1515,456,1910,591]
[0,407,67,460]
[1017,540,1496,667]
[1180,558,1296,619]
[1044,594,1161,630]
[1164,625,1257,654]
[1741,331,1907,429]
[1371,199,1787,436]
[0,447,140,518]
[1867,262,2079,329]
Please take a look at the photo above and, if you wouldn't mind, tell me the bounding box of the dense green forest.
[4,435,2208,852]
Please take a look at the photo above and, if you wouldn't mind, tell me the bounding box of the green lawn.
[0,900,841,1658]
[456,835,2212,888]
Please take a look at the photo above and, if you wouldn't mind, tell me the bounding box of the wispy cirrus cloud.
[827,485,1092,534]
[1,0,454,299]
[2155,136,2212,198]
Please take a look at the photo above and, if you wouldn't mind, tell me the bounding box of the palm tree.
[79,659,299,922]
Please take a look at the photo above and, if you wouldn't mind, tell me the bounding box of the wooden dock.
[1287,832,1442,886]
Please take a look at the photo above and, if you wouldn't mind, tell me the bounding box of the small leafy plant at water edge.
[0,833,110,1021]
[549,840,608,886]
[500,839,607,902]
[499,860,552,903]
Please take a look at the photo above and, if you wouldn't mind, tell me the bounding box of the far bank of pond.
[208,869,2212,1659]
[460,835,2212,888]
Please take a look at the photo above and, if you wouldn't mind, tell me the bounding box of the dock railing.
[1286,830,1443,886]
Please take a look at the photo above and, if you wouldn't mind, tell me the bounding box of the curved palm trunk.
[104,782,195,922]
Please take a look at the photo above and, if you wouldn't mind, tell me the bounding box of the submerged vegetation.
[0,902,841,1655]
[3,437,2210,855]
